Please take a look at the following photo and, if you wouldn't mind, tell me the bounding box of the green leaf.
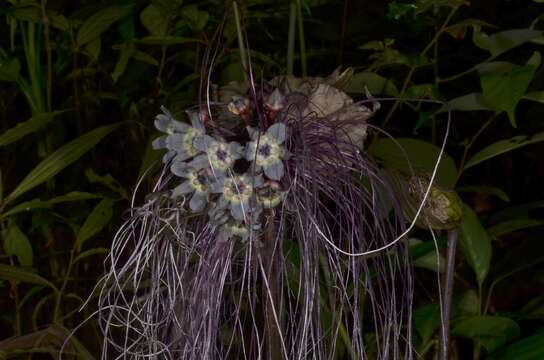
[85,169,128,199]
[19,285,45,308]
[488,219,544,238]
[111,43,134,83]
[523,91,544,104]
[1,192,101,219]
[410,238,445,273]
[76,5,133,47]
[459,203,492,286]
[473,29,543,57]
[0,111,67,147]
[413,303,441,345]
[132,51,159,66]
[464,132,544,170]
[439,93,493,113]
[457,185,510,202]
[140,4,169,36]
[490,201,544,224]
[4,123,120,205]
[0,57,21,82]
[135,36,203,46]
[75,198,114,252]
[368,138,458,188]
[48,191,102,204]
[85,37,101,61]
[73,247,108,264]
[179,5,209,32]
[458,289,480,318]
[0,264,56,290]
[2,222,33,267]
[58,327,96,360]
[1,199,51,219]
[487,329,544,360]
[480,65,537,127]
[7,5,70,31]
[527,51,541,67]
[404,84,438,99]
[453,316,520,353]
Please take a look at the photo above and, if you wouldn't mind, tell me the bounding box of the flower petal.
[166,134,185,152]
[152,135,167,149]
[171,161,190,177]
[173,150,192,162]
[171,181,193,197]
[162,150,176,164]
[155,112,188,133]
[229,142,243,157]
[190,192,207,211]
[245,143,256,161]
[154,114,171,132]
[188,154,209,169]
[264,161,284,180]
[187,109,205,131]
[252,174,264,187]
[230,202,246,221]
[246,126,259,139]
[266,123,286,143]
[210,179,225,193]
[193,135,215,151]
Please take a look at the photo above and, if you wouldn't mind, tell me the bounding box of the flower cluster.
[152,106,288,240]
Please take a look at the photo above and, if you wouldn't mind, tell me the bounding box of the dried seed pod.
[407,175,463,230]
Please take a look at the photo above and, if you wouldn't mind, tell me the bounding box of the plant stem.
[232,1,248,81]
[9,256,22,336]
[439,229,458,360]
[296,0,307,77]
[438,55,496,83]
[53,249,75,324]
[455,114,497,184]
[382,6,459,127]
[337,0,349,65]
[262,211,283,360]
[40,0,52,112]
[287,2,296,75]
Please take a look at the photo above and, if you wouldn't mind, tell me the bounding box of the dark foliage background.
[0,0,544,358]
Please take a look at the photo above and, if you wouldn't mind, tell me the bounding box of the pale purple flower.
[246,123,287,180]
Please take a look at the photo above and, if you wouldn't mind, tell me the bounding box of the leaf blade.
[465,132,544,170]
[4,123,120,205]
[459,203,492,286]
[0,264,56,290]
[0,111,67,147]
[76,5,133,47]
[75,198,114,252]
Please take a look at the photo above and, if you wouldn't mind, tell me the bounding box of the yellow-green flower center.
[188,171,208,193]
[223,177,253,204]
[249,136,281,167]
[208,142,234,170]
[183,128,200,156]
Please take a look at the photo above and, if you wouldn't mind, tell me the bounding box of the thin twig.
[233,1,248,80]
[296,0,307,77]
[382,6,459,127]
[287,2,296,75]
[262,211,283,360]
[439,229,458,360]
[40,0,52,112]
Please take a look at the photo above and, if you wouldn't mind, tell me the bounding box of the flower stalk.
[262,210,284,360]
[439,228,458,360]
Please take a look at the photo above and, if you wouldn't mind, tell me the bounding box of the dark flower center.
[197,174,207,185]
[231,182,246,193]
[258,144,271,157]
[216,149,228,161]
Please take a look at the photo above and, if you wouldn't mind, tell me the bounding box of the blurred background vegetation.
[1,0,544,358]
